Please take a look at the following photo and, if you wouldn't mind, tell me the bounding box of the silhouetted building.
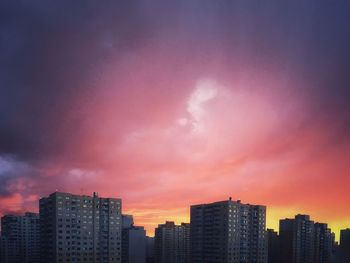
[280,215,315,263]
[330,234,338,263]
[0,212,40,263]
[122,215,146,263]
[155,221,190,263]
[339,229,350,263]
[279,215,335,263]
[313,223,332,263]
[1,215,21,263]
[190,198,267,263]
[146,236,155,263]
[122,214,134,229]
[39,191,122,263]
[0,234,8,263]
[267,229,279,263]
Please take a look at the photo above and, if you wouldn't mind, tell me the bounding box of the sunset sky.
[1,1,350,239]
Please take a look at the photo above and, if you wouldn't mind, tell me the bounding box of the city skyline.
[1,0,350,243]
[0,191,346,241]
[1,190,348,262]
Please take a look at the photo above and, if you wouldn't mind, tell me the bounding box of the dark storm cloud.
[0,0,155,160]
[0,155,37,197]
[1,0,350,164]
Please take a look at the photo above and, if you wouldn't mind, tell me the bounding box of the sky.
[1,0,350,239]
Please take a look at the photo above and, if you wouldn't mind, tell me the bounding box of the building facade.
[154,221,190,263]
[190,198,267,263]
[339,229,350,263]
[279,215,333,263]
[0,212,40,263]
[280,215,315,263]
[122,215,146,263]
[313,223,332,263]
[146,236,155,263]
[267,229,279,263]
[0,234,8,263]
[39,191,122,263]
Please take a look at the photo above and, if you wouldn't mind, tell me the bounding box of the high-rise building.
[267,229,279,263]
[0,234,8,263]
[154,221,190,263]
[339,229,350,263]
[329,233,338,263]
[0,212,40,263]
[280,215,315,263]
[122,215,134,229]
[146,236,155,263]
[122,214,146,263]
[279,215,334,263]
[190,198,267,263]
[313,223,332,263]
[39,191,122,263]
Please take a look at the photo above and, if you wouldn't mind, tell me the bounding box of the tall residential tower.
[39,192,122,263]
[154,221,190,263]
[0,212,40,263]
[339,229,350,263]
[190,198,267,263]
[279,215,333,263]
[121,214,146,263]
